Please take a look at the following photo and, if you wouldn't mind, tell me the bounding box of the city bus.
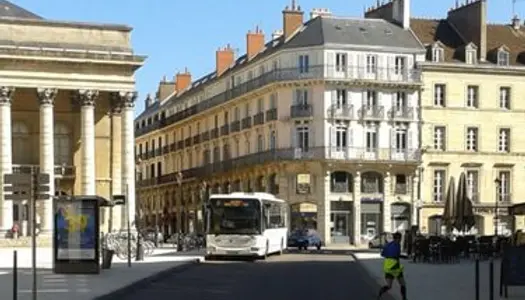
[205,192,289,259]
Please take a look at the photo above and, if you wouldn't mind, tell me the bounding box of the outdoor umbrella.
[443,176,456,232]
[456,172,476,232]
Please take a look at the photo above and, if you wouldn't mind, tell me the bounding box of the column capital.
[0,86,15,104]
[118,91,138,109]
[36,88,58,105]
[77,89,99,106]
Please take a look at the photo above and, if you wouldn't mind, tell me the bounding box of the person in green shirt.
[377,232,407,300]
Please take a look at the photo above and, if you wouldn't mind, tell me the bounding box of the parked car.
[288,229,322,250]
[368,232,393,249]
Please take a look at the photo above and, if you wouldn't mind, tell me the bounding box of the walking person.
[377,232,408,300]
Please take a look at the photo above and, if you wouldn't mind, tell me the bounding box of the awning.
[509,203,525,216]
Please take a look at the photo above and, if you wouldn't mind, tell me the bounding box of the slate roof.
[411,17,525,65]
[0,0,42,19]
[139,15,423,121]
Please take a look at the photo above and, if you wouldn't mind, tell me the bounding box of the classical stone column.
[353,172,362,246]
[411,173,419,226]
[383,172,392,233]
[109,97,122,230]
[119,91,137,226]
[77,90,98,195]
[37,88,57,234]
[0,87,14,233]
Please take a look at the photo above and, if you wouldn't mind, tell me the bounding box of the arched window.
[54,123,71,164]
[12,121,29,164]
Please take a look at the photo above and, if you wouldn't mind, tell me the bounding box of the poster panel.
[55,200,97,260]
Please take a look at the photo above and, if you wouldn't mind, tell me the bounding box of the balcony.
[136,65,422,137]
[327,104,353,119]
[220,125,229,136]
[331,182,352,193]
[184,138,192,147]
[177,140,184,150]
[394,184,408,195]
[326,147,420,162]
[162,145,169,154]
[497,193,512,204]
[290,104,313,118]
[211,128,219,139]
[201,131,210,142]
[358,105,384,120]
[241,117,252,129]
[266,108,278,121]
[12,164,76,177]
[170,143,176,152]
[230,120,241,133]
[253,112,265,125]
[193,135,201,145]
[389,107,414,120]
[155,148,161,156]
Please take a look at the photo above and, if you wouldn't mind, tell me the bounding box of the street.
[120,250,395,300]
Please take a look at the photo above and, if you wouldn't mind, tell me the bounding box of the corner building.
[135,4,425,246]
[366,0,525,235]
[0,2,145,237]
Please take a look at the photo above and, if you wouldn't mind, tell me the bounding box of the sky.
[11,0,525,116]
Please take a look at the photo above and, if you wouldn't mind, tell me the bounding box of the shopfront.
[361,198,383,241]
[391,202,411,233]
[290,202,317,231]
[330,201,353,244]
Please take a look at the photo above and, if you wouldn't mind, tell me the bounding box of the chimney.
[175,68,192,92]
[247,26,265,60]
[447,0,487,61]
[272,29,283,40]
[512,15,521,30]
[144,93,154,109]
[156,75,176,100]
[310,8,332,19]
[216,45,235,76]
[365,0,394,21]
[282,0,304,40]
[364,0,410,29]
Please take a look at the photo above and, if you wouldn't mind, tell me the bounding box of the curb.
[349,252,398,300]
[92,259,201,300]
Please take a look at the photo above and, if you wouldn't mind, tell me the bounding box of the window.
[214,115,219,128]
[394,91,407,109]
[12,122,29,164]
[269,130,276,149]
[295,89,309,106]
[497,171,511,202]
[466,85,479,108]
[257,98,264,112]
[434,84,446,106]
[432,47,444,62]
[497,50,510,66]
[466,170,479,202]
[223,143,231,160]
[365,127,378,151]
[336,89,347,108]
[498,128,510,152]
[466,127,478,152]
[335,125,347,150]
[245,138,251,154]
[466,49,477,64]
[335,52,347,72]
[433,170,446,202]
[395,128,407,152]
[269,93,277,109]
[365,90,377,107]
[433,126,446,151]
[257,134,264,151]
[296,126,309,151]
[213,146,220,162]
[247,70,253,80]
[366,55,377,73]
[499,87,511,109]
[54,123,71,165]
[244,102,250,117]
[394,56,406,74]
[299,55,309,73]
[234,139,240,157]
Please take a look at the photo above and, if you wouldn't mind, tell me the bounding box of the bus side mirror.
[264,203,271,209]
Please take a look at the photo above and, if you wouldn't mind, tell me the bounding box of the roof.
[0,0,42,19]
[138,16,423,121]
[410,17,525,65]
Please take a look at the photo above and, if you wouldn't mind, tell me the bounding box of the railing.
[253,112,265,125]
[220,125,229,136]
[170,143,176,151]
[497,193,512,204]
[162,145,169,153]
[193,135,201,144]
[328,104,353,119]
[331,182,352,193]
[290,104,313,118]
[358,105,384,119]
[137,147,420,187]
[201,131,210,142]
[389,107,414,120]
[184,138,192,147]
[230,121,241,133]
[241,117,252,129]
[211,128,219,139]
[136,65,422,137]
[12,164,76,177]
[266,108,278,121]
[394,184,407,194]
[177,140,184,150]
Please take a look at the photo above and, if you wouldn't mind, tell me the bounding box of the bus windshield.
[208,198,261,235]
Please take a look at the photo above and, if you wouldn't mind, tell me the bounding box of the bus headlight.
[250,247,259,252]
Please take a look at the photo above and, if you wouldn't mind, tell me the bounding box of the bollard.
[13,250,18,300]
[475,259,480,300]
[489,258,494,300]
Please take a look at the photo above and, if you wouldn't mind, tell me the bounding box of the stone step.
[0,236,52,248]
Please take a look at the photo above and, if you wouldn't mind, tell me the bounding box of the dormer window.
[465,43,478,65]
[432,46,444,62]
[497,49,510,66]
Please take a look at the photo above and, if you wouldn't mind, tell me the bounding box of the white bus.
[205,192,289,259]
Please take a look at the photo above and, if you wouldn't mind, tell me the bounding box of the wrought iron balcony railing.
[328,104,353,119]
[389,107,414,120]
[358,105,384,119]
[290,104,313,118]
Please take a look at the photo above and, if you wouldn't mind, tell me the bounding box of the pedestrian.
[377,232,407,300]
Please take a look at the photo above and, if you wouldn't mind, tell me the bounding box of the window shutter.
[348,127,354,147]
[308,125,314,149]
[330,125,337,151]
[326,51,335,77]
[407,129,414,151]
[291,126,297,148]
[347,54,354,78]
[390,128,397,149]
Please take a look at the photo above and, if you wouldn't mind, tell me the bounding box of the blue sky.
[12,0,523,115]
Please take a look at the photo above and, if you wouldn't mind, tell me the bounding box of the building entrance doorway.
[330,201,353,244]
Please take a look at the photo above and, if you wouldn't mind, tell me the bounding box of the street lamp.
[494,178,501,237]
[200,181,208,233]
[135,159,144,261]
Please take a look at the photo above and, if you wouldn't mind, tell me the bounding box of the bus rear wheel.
[279,239,284,255]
